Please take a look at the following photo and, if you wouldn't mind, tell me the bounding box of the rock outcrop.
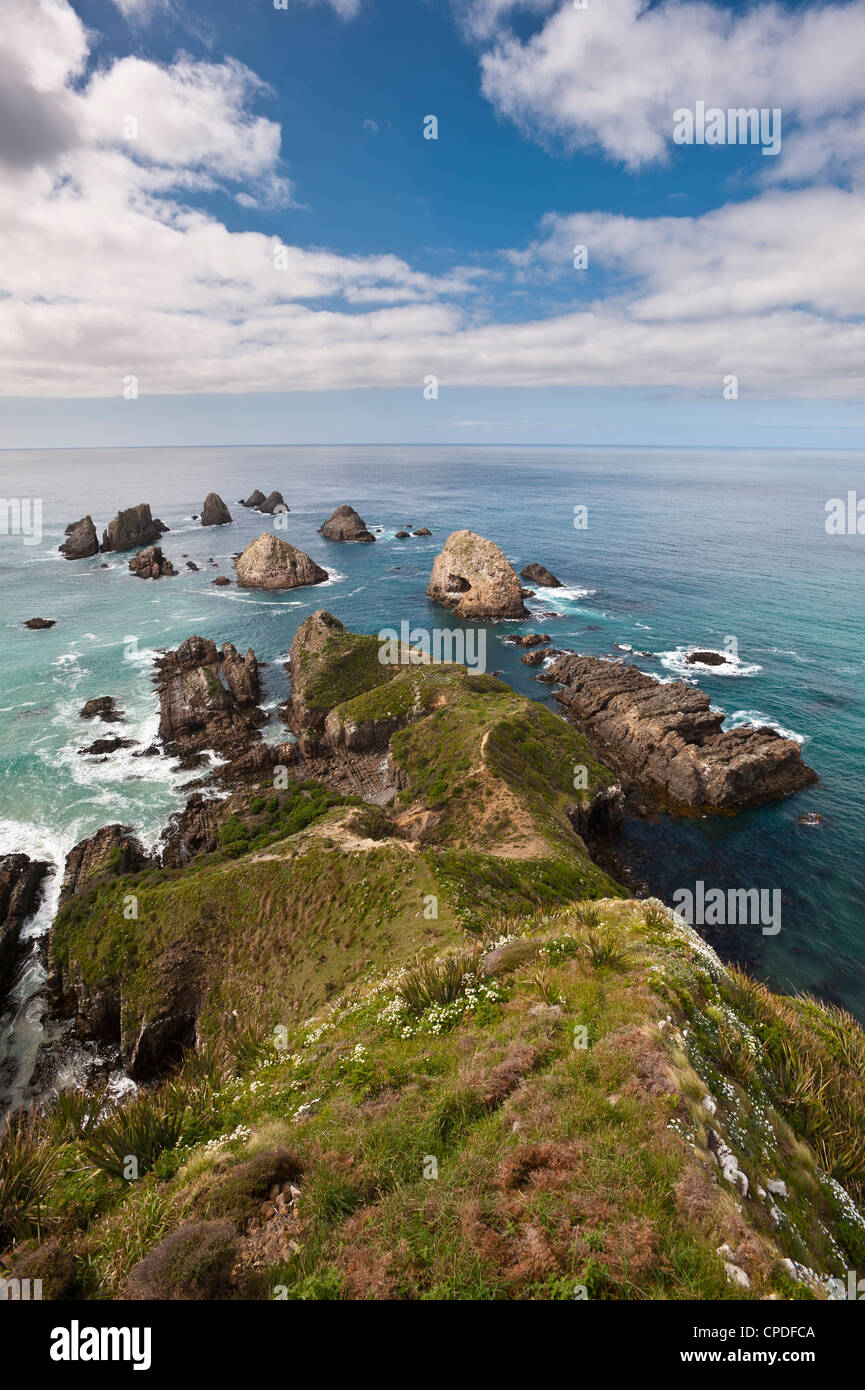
[60,516,99,560]
[201,493,232,526]
[129,545,177,579]
[58,825,151,906]
[548,654,818,812]
[0,854,51,1000]
[520,563,562,588]
[318,505,376,543]
[235,533,328,590]
[80,696,124,722]
[102,504,166,553]
[427,530,529,620]
[241,490,266,509]
[24,617,55,629]
[154,635,264,763]
[686,650,727,666]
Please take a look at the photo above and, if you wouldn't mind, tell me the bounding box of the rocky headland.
[548,653,817,812]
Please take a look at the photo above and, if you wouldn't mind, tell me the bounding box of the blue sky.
[1,0,864,447]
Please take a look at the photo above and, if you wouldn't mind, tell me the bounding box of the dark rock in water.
[548,653,818,812]
[395,530,410,539]
[24,617,55,629]
[60,515,99,560]
[78,736,137,756]
[685,649,727,666]
[0,854,51,1001]
[258,490,288,515]
[521,562,563,588]
[428,530,529,620]
[413,527,432,536]
[80,696,124,723]
[520,649,548,666]
[202,493,233,526]
[241,489,266,508]
[58,824,152,906]
[796,812,825,827]
[132,744,160,758]
[153,634,265,765]
[507,633,550,647]
[318,504,375,543]
[102,503,164,553]
[211,575,231,585]
[129,545,177,579]
[186,561,200,571]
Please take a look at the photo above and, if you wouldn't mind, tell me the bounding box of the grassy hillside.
[4,655,864,1301]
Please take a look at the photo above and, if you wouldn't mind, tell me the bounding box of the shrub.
[123,1221,238,1300]
[82,1092,186,1181]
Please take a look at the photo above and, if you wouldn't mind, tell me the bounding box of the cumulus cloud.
[2,0,865,402]
[472,0,865,173]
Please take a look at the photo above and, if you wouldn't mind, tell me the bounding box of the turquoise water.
[0,445,863,1041]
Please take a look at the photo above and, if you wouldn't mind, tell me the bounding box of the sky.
[1,0,864,448]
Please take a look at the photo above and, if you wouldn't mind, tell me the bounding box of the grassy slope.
[7,660,865,1301]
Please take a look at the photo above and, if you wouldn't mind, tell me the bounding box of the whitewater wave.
[723,710,807,744]
[659,646,762,679]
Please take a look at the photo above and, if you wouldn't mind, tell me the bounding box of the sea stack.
[201,493,232,526]
[129,546,177,579]
[427,530,529,620]
[102,504,166,553]
[60,516,99,560]
[235,533,328,590]
[521,563,562,588]
[242,490,266,509]
[257,491,288,515]
[318,505,376,543]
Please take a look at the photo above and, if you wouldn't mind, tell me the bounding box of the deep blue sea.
[1,445,863,1102]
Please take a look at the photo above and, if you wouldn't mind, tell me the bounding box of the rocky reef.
[318,504,376,543]
[548,653,817,812]
[235,533,328,590]
[427,530,529,620]
[153,635,264,764]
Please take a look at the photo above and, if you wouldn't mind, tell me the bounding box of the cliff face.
[548,653,817,812]
[427,530,529,620]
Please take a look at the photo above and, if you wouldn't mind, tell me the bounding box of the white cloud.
[2,0,865,403]
[473,0,865,173]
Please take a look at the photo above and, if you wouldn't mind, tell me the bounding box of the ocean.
[1,444,863,1110]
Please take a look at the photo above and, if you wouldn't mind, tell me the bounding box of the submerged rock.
[60,515,99,560]
[129,545,177,579]
[520,562,562,588]
[318,505,375,543]
[548,653,818,812]
[235,533,328,590]
[427,530,529,620]
[201,493,233,526]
